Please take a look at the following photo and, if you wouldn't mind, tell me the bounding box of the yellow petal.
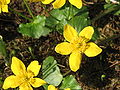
[84,42,102,57]
[55,42,73,55]
[30,78,46,87]
[42,0,54,4]
[52,0,66,9]
[69,52,82,72]
[27,61,41,76]
[2,75,21,89]
[64,24,78,42]
[69,0,82,9]
[11,56,26,76]
[19,83,33,90]
[0,7,1,13]
[79,26,94,41]
[2,5,8,12]
[65,88,71,90]
[6,0,10,4]
[48,85,57,90]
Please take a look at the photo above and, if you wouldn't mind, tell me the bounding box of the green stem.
[23,0,34,19]
[9,8,33,21]
[92,5,120,24]
[63,70,71,76]
[98,34,120,46]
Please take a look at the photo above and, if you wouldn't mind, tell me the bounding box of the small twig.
[109,61,120,68]
[23,0,34,19]
[57,64,65,68]
[98,34,120,46]
[9,8,33,21]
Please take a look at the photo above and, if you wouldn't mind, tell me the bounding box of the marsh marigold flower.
[29,0,82,9]
[48,85,70,90]
[55,24,102,72]
[2,57,46,90]
[0,0,10,13]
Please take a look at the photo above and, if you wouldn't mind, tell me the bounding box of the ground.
[0,0,120,90]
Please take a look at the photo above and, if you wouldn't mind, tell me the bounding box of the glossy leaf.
[60,75,82,89]
[104,4,120,15]
[18,15,50,38]
[68,16,90,33]
[91,28,100,41]
[42,56,63,86]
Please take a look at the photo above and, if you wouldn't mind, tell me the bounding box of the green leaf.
[18,15,50,38]
[0,36,7,58]
[68,16,90,33]
[42,56,63,86]
[47,6,90,33]
[43,84,49,90]
[104,4,120,15]
[104,3,117,9]
[105,0,111,3]
[91,28,100,41]
[50,6,80,20]
[46,17,59,28]
[50,9,66,21]
[60,75,82,89]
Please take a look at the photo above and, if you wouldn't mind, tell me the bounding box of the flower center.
[21,71,34,84]
[71,36,89,53]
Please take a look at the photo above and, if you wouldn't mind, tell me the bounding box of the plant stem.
[92,5,120,24]
[63,70,71,76]
[23,0,34,19]
[9,8,33,21]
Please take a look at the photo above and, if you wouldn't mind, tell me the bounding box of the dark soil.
[0,0,120,90]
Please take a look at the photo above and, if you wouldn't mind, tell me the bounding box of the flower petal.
[84,42,102,57]
[64,24,78,42]
[79,26,94,41]
[48,85,57,90]
[65,88,71,90]
[42,0,54,4]
[11,56,26,76]
[69,0,82,9]
[69,52,82,72]
[30,78,46,88]
[2,75,21,89]
[55,42,73,55]
[27,61,41,76]
[19,83,33,90]
[0,7,1,13]
[52,0,66,9]
[6,0,10,4]
[2,5,8,12]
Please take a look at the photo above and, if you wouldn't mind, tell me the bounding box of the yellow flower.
[55,24,102,72]
[0,0,10,13]
[48,85,58,90]
[48,85,70,90]
[2,57,46,90]
[30,0,82,9]
[65,88,71,90]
